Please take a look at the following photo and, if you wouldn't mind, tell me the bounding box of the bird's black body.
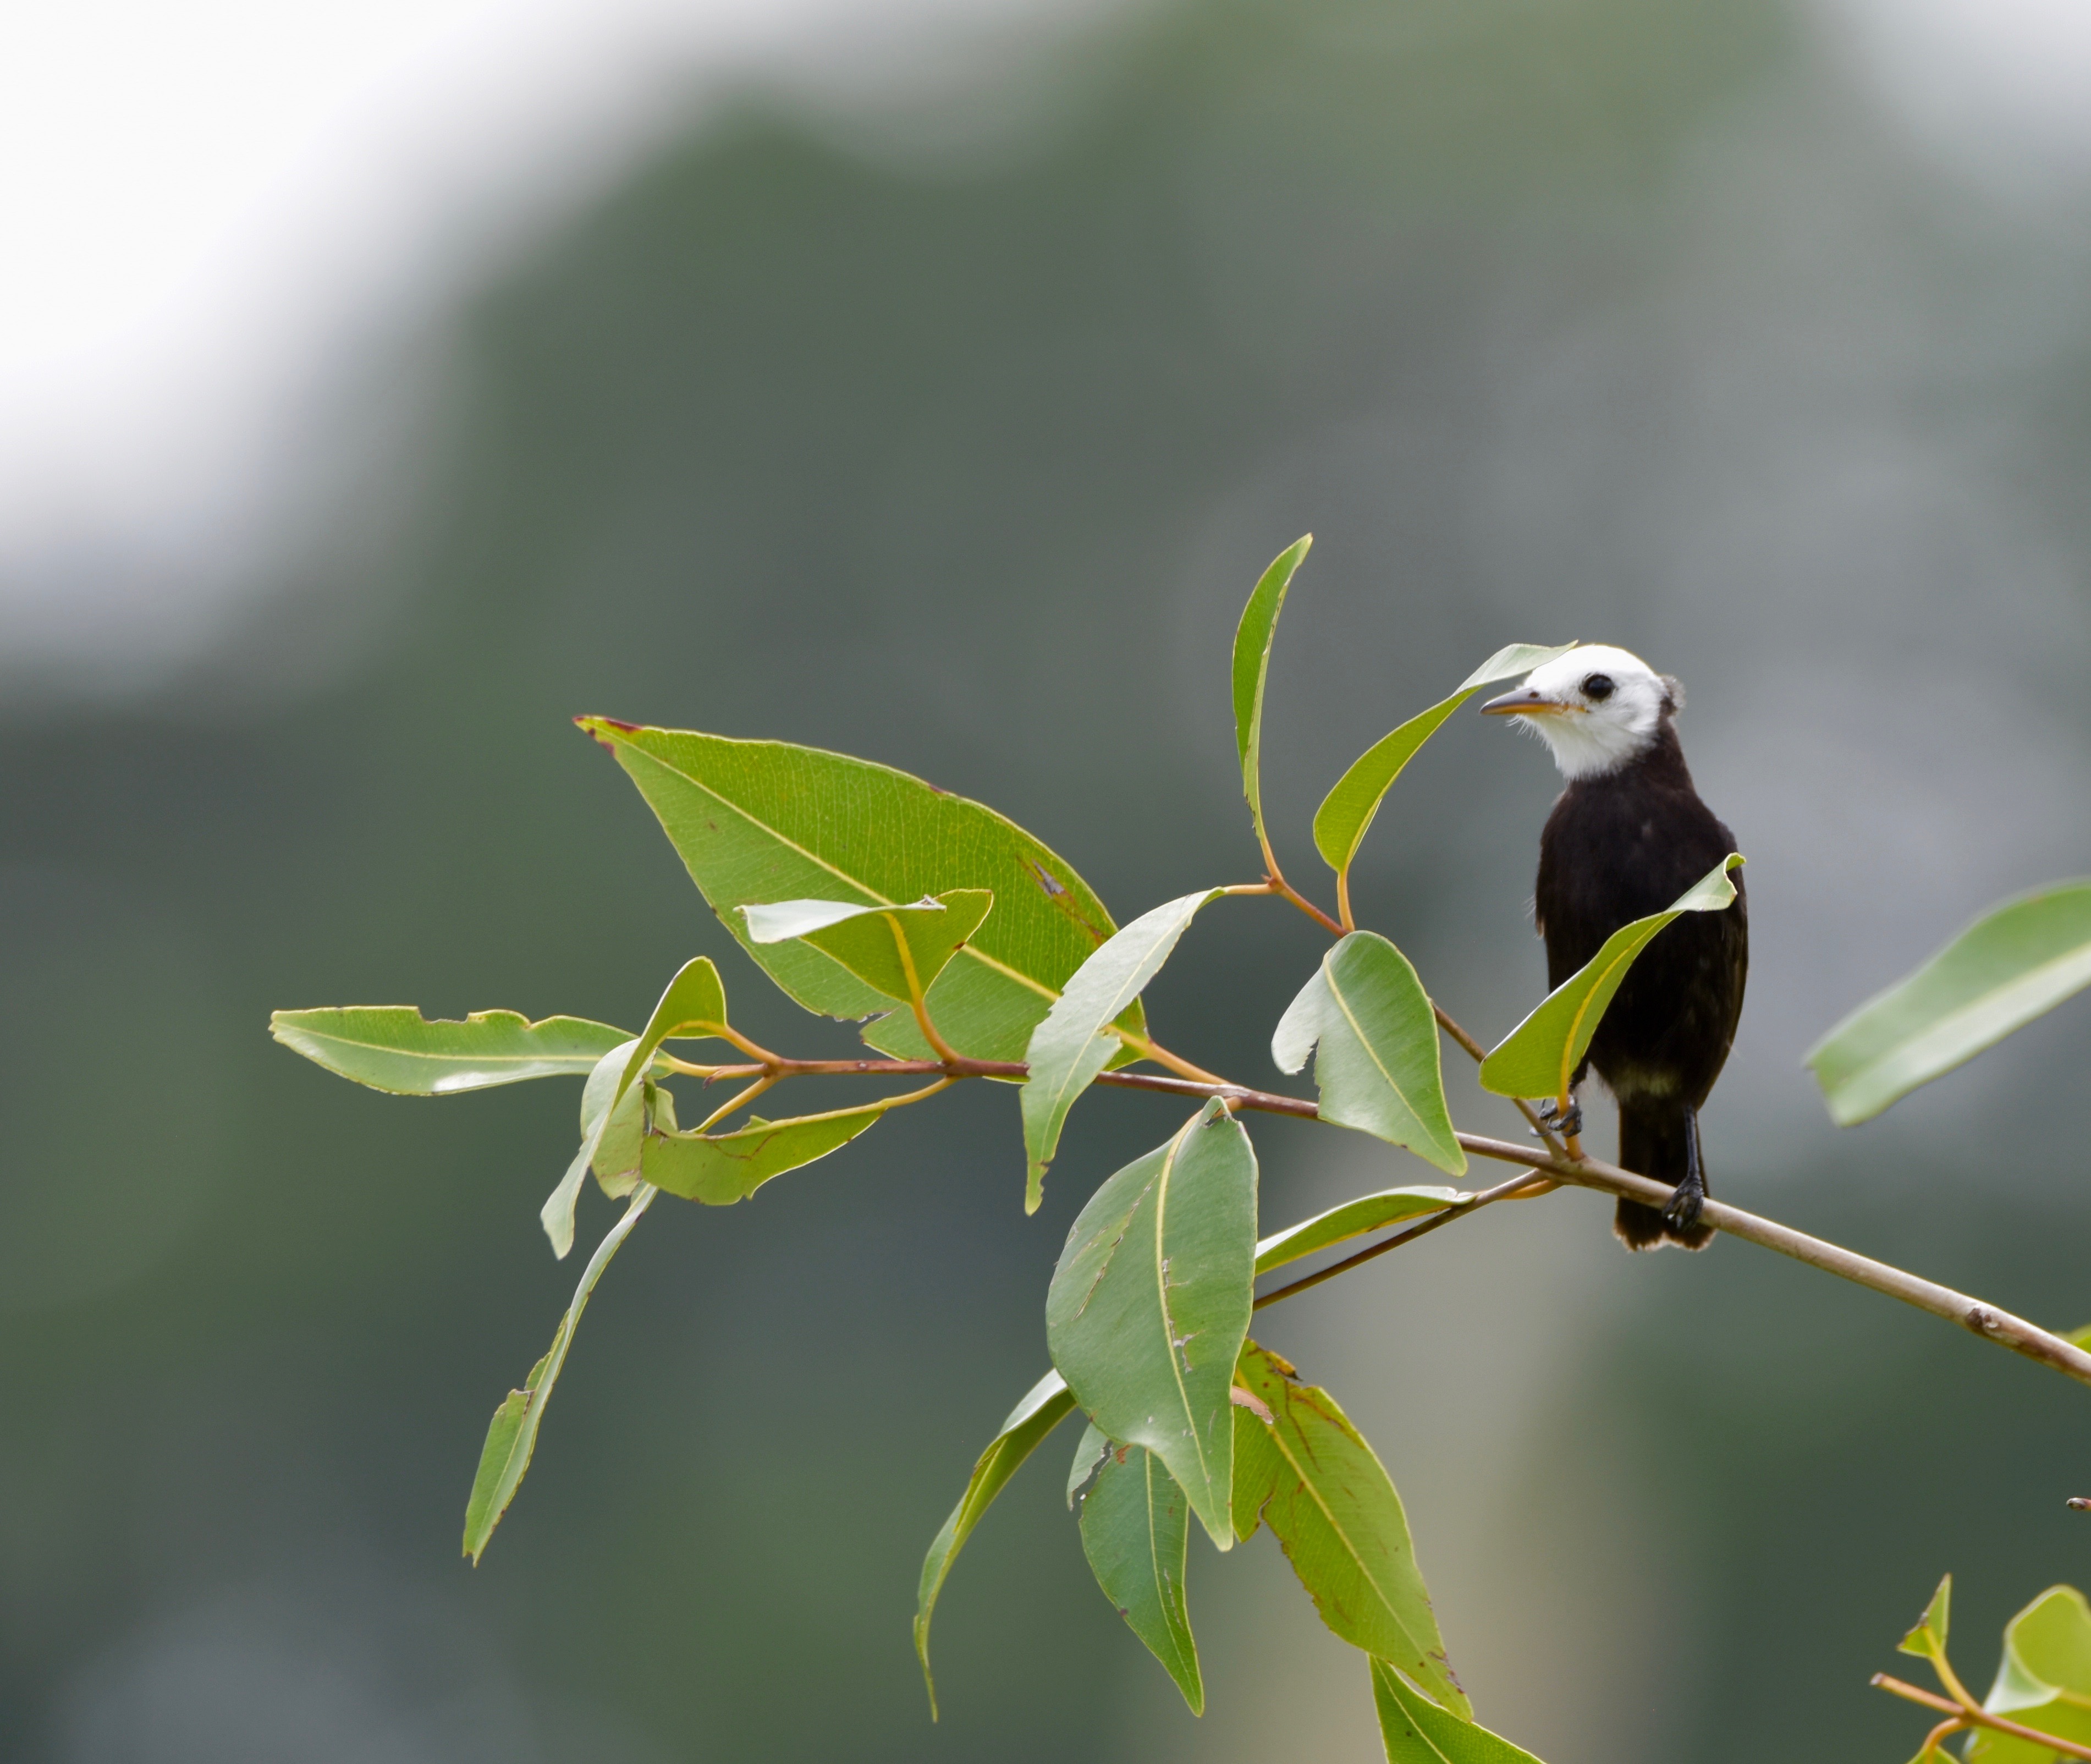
[1535,719,1748,1249]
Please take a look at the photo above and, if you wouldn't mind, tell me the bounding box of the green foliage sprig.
[1875,1576,2091,1761]
[274,540,2091,1758]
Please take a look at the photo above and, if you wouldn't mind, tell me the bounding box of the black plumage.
[1487,655,1748,1250]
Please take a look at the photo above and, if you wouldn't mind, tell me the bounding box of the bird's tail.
[1614,1102,1714,1251]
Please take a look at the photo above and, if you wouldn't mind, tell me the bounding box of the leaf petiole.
[1872,1674,2091,1761]
[1251,1163,1553,1312]
[1108,1025,1234,1089]
[687,1074,775,1137]
[889,924,966,1065]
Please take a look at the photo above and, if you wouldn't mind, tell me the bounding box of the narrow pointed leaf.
[541,1042,636,1259]
[463,1185,656,1563]
[577,721,1136,1062]
[1897,1574,1952,1667]
[1967,1585,2091,1762]
[541,958,730,1257]
[1231,535,1312,856]
[1254,1185,1469,1274]
[1274,932,1465,1175]
[914,1370,1077,1717]
[1372,1663,1544,1763]
[642,1100,888,1205]
[270,1007,629,1093]
[462,1370,538,1557]
[1479,855,1743,1103]
[1313,644,1574,878]
[1021,888,1224,1211]
[1078,1443,1204,1714]
[1046,1101,1257,1550]
[1233,1340,1468,1717]
[1809,880,2091,1126]
[742,889,994,1005]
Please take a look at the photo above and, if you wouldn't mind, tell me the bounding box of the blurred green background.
[7,0,2091,1757]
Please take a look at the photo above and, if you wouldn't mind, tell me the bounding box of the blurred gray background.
[6,0,2091,1757]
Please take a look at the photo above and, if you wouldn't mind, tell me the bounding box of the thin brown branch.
[655,1054,1313,1107]
[1268,874,1345,937]
[1088,1068,1318,1116]
[1429,1002,1563,1154]
[1873,1674,2091,1761]
[1252,1166,1553,1311]
[657,1055,1022,1082]
[1459,1134,2091,1391]
[1870,1675,1965,1717]
[653,1042,2091,1392]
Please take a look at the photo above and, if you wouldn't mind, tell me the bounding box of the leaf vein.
[1267,1420,1426,1663]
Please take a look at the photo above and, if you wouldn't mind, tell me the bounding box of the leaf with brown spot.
[1232,1340,1468,1717]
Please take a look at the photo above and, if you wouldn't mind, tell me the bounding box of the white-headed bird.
[1482,646,1748,1249]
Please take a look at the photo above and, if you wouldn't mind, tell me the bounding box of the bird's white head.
[1479,644,1679,780]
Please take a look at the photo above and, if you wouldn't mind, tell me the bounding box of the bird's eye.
[1581,673,1615,701]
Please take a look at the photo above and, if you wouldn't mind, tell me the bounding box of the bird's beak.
[1479,686,1578,718]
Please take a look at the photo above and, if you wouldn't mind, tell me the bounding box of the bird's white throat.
[1510,645,1672,781]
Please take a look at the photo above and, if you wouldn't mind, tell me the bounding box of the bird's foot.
[1532,1098,1582,1141]
[1662,1170,1707,1233]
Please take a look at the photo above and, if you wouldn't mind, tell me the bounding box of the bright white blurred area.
[2,0,2089,697]
[0,0,1124,695]
[1814,0,2091,192]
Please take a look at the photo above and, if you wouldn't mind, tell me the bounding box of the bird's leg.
[1663,1108,1707,1232]
[1532,1095,1583,1141]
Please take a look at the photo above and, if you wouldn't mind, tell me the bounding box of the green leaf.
[642,1099,889,1205]
[2067,1323,2091,1351]
[1312,644,1575,878]
[1231,535,1312,860]
[269,1007,629,1094]
[1046,1101,1258,1551]
[1273,932,1466,1176]
[463,1185,657,1564]
[1020,887,1224,1211]
[1808,880,2091,1127]
[914,1369,1078,1718]
[741,889,994,1007]
[1078,1443,1204,1714]
[577,720,1137,1063]
[1372,1662,1543,1763]
[540,958,730,1258]
[1254,1185,1470,1274]
[1967,1585,2091,1763]
[1233,1340,1468,1717]
[587,1051,649,1196]
[1479,855,1744,1104]
[541,1042,636,1257]
[1067,1419,1110,1508]
[1898,1574,1953,1668]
